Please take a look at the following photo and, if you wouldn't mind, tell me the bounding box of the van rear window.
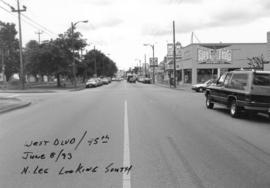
[253,73,270,86]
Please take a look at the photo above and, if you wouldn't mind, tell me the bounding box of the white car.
[192,79,215,92]
[85,78,98,88]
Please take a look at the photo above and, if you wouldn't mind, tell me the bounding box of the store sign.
[156,66,164,73]
[150,57,158,67]
[166,64,173,70]
[198,48,232,64]
[167,43,182,58]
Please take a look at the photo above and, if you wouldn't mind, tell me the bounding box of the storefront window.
[177,70,182,82]
[197,69,217,83]
[184,69,192,83]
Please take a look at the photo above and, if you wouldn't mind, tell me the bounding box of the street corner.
[0,97,31,114]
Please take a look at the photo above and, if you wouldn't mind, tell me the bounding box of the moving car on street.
[128,77,136,83]
[192,79,215,92]
[127,74,136,83]
[205,70,270,118]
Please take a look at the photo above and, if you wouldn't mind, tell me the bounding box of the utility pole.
[152,45,155,84]
[173,21,176,88]
[11,0,26,89]
[143,43,155,83]
[35,30,43,44]
[1,48,5,84]
[139,60,142,76]
[144,54,147,77]
[94,46,97,77]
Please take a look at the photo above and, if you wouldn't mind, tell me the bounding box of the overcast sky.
[1,0,270,70]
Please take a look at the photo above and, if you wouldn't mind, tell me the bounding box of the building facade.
[165,39,270,85]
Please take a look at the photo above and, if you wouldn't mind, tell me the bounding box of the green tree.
[57,28,88,81]
[83,49,117,79]
[25,39,70,87]
[24,40,41,80]
[247,55,270,70]
[0,21,20,81]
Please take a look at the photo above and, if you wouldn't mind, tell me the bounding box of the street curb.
[69,87,85,92]
[0,101,31,114]
[0,90,55,93]
[154,83,186,91]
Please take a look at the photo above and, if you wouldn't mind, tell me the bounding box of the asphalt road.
[0,81,270,188]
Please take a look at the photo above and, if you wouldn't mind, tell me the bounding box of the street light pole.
[173,21,176,88]
[1,48,5,83]
[152,45,155,84]
[144,54,147,77]
[94,46,97,77]
[71,20,88,87]
[71,22,76,87]
[144,44,155,84]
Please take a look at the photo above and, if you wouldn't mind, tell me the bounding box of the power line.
[0,4,13,15]
[0,0,13,8]
[0,0,56,37]
[21,13,56,36]
[0,3,56,38]
[0,6,51,36]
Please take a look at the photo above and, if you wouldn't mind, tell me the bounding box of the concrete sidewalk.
[0,97,31,114]
[155,82,192,91]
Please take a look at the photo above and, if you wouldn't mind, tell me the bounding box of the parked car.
[143,77,151,84]
[205,70,270,118]
[96,78,103,86]
[101,77,110,85]
[85,78,98,88]
[107,77,112,83]
[192,79,215,92]
[137,77,145,82]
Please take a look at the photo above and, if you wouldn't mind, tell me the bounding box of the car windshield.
[204,79,213,84]
[253,73,270,86]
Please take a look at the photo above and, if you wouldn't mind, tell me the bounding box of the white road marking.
[123,100,131,188]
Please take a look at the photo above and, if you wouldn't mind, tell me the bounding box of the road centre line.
[123,100,131,188]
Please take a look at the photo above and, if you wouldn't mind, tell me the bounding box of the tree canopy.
[1,20,119,86]
[0,21,20,81]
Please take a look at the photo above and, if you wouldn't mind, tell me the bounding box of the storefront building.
[168,42,269,85]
